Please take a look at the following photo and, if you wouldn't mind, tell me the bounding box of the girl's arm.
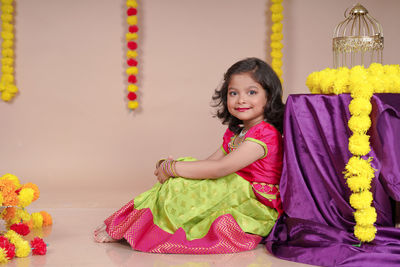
[205,148,225,161]
[174,140,264,179]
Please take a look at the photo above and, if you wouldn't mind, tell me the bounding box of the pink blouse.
[221,121,283,215]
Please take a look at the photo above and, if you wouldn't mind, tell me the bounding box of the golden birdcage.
[333,3,383,68]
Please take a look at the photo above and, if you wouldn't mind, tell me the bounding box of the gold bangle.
[171,160,179,177]
[156,159,165,168]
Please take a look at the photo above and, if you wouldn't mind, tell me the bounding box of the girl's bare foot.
[94,223,106,235]
[94,228,117,243]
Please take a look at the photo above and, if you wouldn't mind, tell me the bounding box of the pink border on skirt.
[104,199,262,254]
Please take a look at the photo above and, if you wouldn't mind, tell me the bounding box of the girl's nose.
[238,94,246,103]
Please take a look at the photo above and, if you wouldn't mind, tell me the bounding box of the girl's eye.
[229,91,237,96]
[249,90,257,95]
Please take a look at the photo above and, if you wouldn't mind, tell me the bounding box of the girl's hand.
[156,168,171,184]
[154,155,174,184]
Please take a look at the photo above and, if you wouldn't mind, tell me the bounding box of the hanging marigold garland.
[270,0,283,84]
[0,0,18,102]
[306,63,400,243]
[126,0,139,110]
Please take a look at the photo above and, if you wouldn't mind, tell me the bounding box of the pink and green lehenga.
[104,122,283,254]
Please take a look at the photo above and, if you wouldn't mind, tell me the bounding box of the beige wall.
[1,0,399,207]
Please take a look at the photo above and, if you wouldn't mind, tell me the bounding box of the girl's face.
[227,72,267,129]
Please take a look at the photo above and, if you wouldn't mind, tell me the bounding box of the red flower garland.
[126,0,139,110]
[127,92,137,100]
[0,236,15,260]
[127,7,137,16]
[127,58,138,66]
[30,237,47,255]
[10,223,30,236]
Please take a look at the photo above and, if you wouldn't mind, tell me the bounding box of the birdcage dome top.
[334,3,383,38]
[332,3,383,68]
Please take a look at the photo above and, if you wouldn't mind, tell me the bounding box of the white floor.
[2,206,315,267]
[1,189,315,267]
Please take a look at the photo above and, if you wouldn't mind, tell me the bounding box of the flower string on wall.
[0,0,18,102]
[126,0,139,110]
[270,0,283,84]
[306,63,400,243]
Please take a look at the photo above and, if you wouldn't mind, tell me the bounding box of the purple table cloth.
[265,94,400,266]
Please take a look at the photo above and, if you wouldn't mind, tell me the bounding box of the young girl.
[94,57,285,254]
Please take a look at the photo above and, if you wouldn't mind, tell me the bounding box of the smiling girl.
[94,57,285,254]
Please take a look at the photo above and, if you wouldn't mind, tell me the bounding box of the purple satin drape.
[265,94,400,266]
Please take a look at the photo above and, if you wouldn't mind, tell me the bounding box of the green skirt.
[133,158,278,240]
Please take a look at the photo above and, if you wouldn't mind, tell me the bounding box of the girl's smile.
[235,107,251,112]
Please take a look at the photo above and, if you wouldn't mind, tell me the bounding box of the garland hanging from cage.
[306,63,400,243]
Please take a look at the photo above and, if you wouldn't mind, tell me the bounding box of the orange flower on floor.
[40,211,52,226]
[2,207,15,221]
[0,180,18,206]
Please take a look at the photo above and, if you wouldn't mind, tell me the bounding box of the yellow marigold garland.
[0,174,51,261]
[0,248,8,264]
[31,212,43,228]
[0,0,18,102]
[0,173,53,229]
[126,0,139,110]
[270,0,283,84]
[306,63,400,94]
[4,230,30,258]
[306,63,400,243]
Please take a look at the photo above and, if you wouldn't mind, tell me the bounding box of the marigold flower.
[0,236,15,260]
[126,0,138,8]
[346,175,372,192]
[126,32,138,41]
[270,33,283,41]
[349,98,372,116]
[10,223,30,236]
[354,224,377,243]
[0,180,18,206]
[127,15,137,25]
[30,237,47,255]
[20,182,40,201]
[31,212,43,228]
[0,249,8,264]
[271,22,283,33]
[40,211,53,226]
[14,239,30,258]
[18,188,34,208]
[348,115,371,133]
[127,84,138,92]
[128,101,139,110]
[349,191,373,210]
[354,206,377,226]
[271,13,283,23]
[1,173,20,188]
[2,207,15,221]
[126,66,138,75]
[348,133,370,156]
